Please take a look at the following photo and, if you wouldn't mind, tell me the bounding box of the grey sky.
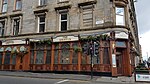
[135,0,150,35]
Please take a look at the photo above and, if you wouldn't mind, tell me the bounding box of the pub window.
[13,18,20,35]
[72,42,78,64]
[15,0,22,10]
[30,50,34,64]
[0,21,5,36]
[4,52,11,64]
[12,54,16,64]
[39,0,47,6]
[46,44,51,64]
[38,15,45,33]
[102,41,110,64]
[60,12,68,31]
[60,43,70,64]
[2,0,8,13]
[54,43,59,64]
[116,7,125,25]
[35,43,44,64]
[0,53,3,64]
[81,41,89,64]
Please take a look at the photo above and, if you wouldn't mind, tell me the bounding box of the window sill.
[36,5,47,8]
[12,9,22,12]
[0,12,7,15]
[57,1,69,4]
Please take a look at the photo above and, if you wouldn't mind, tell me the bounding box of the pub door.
[116,49,124,75]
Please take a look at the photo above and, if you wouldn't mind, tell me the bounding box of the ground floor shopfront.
[0,32,137,77]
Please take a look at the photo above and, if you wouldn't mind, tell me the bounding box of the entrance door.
[116,49,124,75]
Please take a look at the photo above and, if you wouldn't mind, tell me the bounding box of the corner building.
[0,0,140,76]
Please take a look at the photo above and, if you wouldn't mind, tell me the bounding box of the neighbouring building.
[0,0,140,76]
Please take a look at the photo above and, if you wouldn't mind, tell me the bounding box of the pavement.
[0,71,149,84]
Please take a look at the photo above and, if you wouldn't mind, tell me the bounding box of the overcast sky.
[135,0,150,60]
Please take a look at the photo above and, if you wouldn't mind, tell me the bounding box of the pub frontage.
[0,30,135,77]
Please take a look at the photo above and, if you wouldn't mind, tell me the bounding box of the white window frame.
[15,0,22,10]
[2,0,8,12]
[39,0,47,6]
[59,13,68,31]
[38,15,46,33]
[0,21,5,36]
[115,7,125,26]
[13,18,20,35]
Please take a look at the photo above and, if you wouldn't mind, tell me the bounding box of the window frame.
[13,18,20,36]
[1,0,8,13]
[59,12,68,31]
[0,21,5,36]
[39,0,47,6]
[38,15,46,33]
[115,6,125,26]
[15,0,22,10]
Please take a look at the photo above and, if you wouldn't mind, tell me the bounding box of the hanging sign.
[112,54,116,67]
[53,36,79,42]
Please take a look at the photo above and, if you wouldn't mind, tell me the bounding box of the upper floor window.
[60,13,68,31]
[116,7,125,25]
[38,15,45,33]
[0,21,5,36]
[15,0,22,10]
[2,0,8,13]
[13,19,20,35]
[39,0,47,6]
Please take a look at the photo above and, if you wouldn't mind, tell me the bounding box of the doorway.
[116,48,124,75]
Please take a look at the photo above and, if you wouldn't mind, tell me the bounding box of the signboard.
[2,40,26,45]
[112,54,116,67]
[53,36,79,42]
[115,31,128,39]
[136,74,150,82]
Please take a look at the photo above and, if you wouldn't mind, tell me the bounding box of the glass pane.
[40,16,45,22]
[46,50,51,64]
[60,43,70,64]
[35,50,44,64]
[30,50,34,64]
[12,54,16,64]
[116,15,125,25]
[3,0,8,3]
[61,14,67,20]
[16,0,22,10]
[103,48,110,64]
[0,53,3,64]
[116,7,124,15]
[54,50,58,64]
[60,49,70,64]
[116,41,126,47]
[36,43,44,49]
[54,43,59,49]
[72,42,78,64]
[4,52,10,64]
[2,4,7,12]
[61,21,67,31]
[39,24,45,32]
